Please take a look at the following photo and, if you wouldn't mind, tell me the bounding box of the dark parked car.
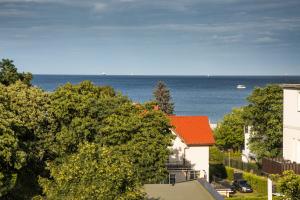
[232,179,253,193]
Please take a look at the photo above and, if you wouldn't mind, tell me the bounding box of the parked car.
[232,179,253,193]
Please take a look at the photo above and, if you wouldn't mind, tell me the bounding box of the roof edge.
[281,84,300,89]
[187,143,215,147]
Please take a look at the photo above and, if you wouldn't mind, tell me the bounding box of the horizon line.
[32,74,300,77]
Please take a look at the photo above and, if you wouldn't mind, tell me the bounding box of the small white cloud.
[255,36,279,43]
[119,0,136,2]
[212,34,242,43]
[0,9,33,16]
[93,2,107,12]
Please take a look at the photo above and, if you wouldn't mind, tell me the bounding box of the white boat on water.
[237,84,246,89]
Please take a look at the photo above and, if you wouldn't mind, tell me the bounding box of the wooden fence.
[262,157,300,175]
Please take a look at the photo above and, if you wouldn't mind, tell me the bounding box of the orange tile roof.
[169,116,215,146]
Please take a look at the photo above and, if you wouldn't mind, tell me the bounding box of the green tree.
[0,81,49,198]
[44,81,126,158]
[209,146,224,164]
[100,104,174,183]
[46,81,173,184]
[38,143,144,200]
[214,108,245,151]
[278,170,300,200]
[1,80,174,198]
[0,59,32,86]
[153,81,174,114]
[244,84,283,159]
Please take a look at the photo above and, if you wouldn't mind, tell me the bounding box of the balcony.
[166,161,192,170]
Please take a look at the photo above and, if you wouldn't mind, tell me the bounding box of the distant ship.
[100,72,107,76]
[237,84,246,89]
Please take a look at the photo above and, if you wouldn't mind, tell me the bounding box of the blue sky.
[0,0,299,75]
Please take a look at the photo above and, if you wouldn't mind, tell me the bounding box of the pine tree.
[153,81,174,114]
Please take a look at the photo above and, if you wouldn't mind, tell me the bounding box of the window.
[169,174,176,184]
[244,126,248,134]
[189,171,200,180]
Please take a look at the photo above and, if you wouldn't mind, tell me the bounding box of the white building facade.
[283,84,300,163]
[167,116,215,183]
[242,126,256,163]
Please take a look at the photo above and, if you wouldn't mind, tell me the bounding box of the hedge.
[225,167,267,195]
[226,167,234,181]
[226,197,284,200]
[243,172,267,195]
[226,197,266,200]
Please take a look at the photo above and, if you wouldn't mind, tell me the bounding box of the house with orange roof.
[167,116,215,183]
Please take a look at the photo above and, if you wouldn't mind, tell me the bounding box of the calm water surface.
[32,75,300,123]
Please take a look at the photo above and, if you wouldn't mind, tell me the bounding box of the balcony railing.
[166,161,192,170]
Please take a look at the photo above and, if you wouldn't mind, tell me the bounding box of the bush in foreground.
[37,143,144,200]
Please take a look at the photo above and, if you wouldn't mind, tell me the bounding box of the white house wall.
[185,146,209,181]
[283,89,300,163]
[169,133,187,164]
[169,130,210,181]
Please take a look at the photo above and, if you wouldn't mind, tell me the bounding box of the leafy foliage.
[225,167,234,181]
[209,146,227,181]
[45,81,173,184]
[0,59,174,199]
[153,81,174,114]
[244,85,283,159]
[0,82,49,197]
[278,170,300,200]
[44,81,127,157]
[209,146,224,164]
[214,108,245,151]
[243,172,267,194]
[0,59,32,86]
[38,143,144,200]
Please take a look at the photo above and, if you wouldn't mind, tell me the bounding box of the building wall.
[242,126,256,162]
[242,126,251,163]
[185,146,209,181]
[283,89,300,163]
[169,130,210,181]
[169,133,186,164]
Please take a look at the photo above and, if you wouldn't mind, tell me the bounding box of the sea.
[32,75,300,123]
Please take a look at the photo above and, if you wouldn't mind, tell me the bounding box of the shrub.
[277,170,300,200]
[210,164,227,181]
[225,167,234,181]
[210,146,224,164]
[243,172,267,195]
[226,197,266,200]
[225,196,284,200]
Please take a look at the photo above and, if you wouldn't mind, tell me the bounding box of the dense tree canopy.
[38,143,144,200]
[153,81,174,114]
[103,105,174,183]
[0,81,49,197]
[214,108,245,151]
[278,170,300,200]
[244,84,283,159]
[45,81,173,184]
[0,59,32,86]
[44,81,128,158]
[0,77,173,199]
